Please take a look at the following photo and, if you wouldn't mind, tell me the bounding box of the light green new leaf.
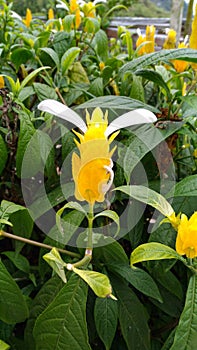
[94,210,120,237]
[33,274,91,350]
[61,47,80,74]
[130,242,186,266]
[20,66,50,90]
[73,267,116,299]
[0,219,13,227]
[115,185,174,217]
[0,339,10,350]
[0,261,29,324]
[170,274,197,350]
[43,248,67,283]
[94,297,118,350]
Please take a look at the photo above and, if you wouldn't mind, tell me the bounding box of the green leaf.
[19,66,50,90]
[111,276,151,350]
[0,261,29,324]
[93,240,128,264]
[85,17,100,34]
[167,175,197,198]
[18,86,35,102]
[170,274,197,350]
[24,276,64,350]
[94,210,120,237]
[115,185,174,217]
[135,69,171,99]
[16,112,37,177]
[0,135,7,176]
[130,242,186,266]
[2,252,30,273]
[11,48,33,71]
[76,95,159,113]
[0,339,10,350]
[120,48,197,74]
[43,248,67,283]
[117,122,182,183]
[93,29,108,61]
[61,47,80,75]
[108,263,162,302]
[73,267,115,299]
[0,200,27,217]
[33,83,57,102]
[33,274,91,350]
[9,209,33,254]
[94,297,118,350]
[40,48,60,68]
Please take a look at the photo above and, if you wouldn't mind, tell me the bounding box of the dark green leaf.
[76,95,159,113]
[93,240,128,264]
[40,48,60,68]
[135,69,171,99]
[10,209,33,254]
[120,49,197,74]
[24,276,64,350]
[170,274,197,350]
[33,274,91,350]
[93,29,108,61]
[94,297,118,350]
[33,83,57,101]
[0,261,29,324]
[111,276,150,350]
[11,48,33,71]
[2,252,30,273]
[0,135,7,176]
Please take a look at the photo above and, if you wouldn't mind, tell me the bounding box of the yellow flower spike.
[83,2,96,18]
[0,76,5,89]
[136,34,146,56]
[163,29,177,49]
[173,42,188,72]
[48,8,54,20]
[23,8,32,28]
[99,61,105,71]
[190,4,197,50]
[70,0,79,12]
[38,99,157,205]
[145,25,155,53]
[176,212,197,259]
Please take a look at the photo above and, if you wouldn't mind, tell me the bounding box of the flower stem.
[0,230,80,258]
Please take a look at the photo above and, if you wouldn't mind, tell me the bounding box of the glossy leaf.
[167,174,197,198]
[11,48,33,71]
[94,297,118,350]
[130,242,186,266]
[33,274,91,350]
[93,240,128,264]
[61,47,80,74]
[20,66,50,90]
[2,251,30,273]
[0,261,29,324]
[115,185,174,217]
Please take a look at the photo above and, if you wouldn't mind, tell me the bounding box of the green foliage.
[0,0,197,349]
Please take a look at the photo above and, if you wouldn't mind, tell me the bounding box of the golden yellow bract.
[23,8,32,27]
[0,76,5,89]
[72,107,118,204]
[176,212,197,258]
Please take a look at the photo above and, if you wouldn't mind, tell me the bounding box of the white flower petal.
[105,108,157,137]
[38,99,87,132]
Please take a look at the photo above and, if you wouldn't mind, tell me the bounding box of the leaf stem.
[0,230,80,258]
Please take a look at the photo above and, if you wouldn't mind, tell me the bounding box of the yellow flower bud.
[173,42,188,72]
[163,29,177,49]
[23,8,32,28]
[145,25,155,53]
[48,8,54,20]
[0,76,5,89]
